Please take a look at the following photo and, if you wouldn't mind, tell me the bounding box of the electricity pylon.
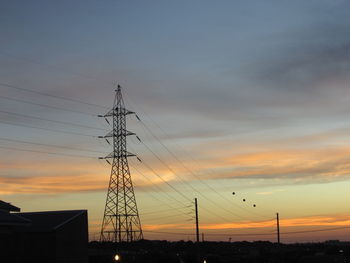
[99,85,143,242]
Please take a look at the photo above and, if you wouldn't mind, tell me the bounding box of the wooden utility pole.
[195,198,199,243]
[195,198,200,263]
[276,212,280,244]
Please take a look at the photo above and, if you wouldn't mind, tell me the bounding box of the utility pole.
[195,198,200,263]
[99,85,143,242]
[195,198,200,243]
[276,212,280,244]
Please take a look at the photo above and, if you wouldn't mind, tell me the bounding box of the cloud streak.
[142,214,350,231]
[4,142,350,195]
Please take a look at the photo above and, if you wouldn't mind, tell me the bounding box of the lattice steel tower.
[99,86,143,242]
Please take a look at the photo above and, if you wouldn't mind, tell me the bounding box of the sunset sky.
[1,0,350,242]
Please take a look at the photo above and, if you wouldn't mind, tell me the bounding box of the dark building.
[0,200,30,234]
[0,201,88,263]
[0,200,20,212]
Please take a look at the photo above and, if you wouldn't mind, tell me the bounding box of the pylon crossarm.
[99,109,135,117]
[99,151,136,159]
[98,130,135,138]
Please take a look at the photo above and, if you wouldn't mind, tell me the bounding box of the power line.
[0,94,97,116]
[140,140,198,194]
[140,120,272,219]
[141,206,190,216]
[281,226,350,235]
[143,230,195,236]
[132,169,191,217]
[134,131,274,221]
[0,109,107,131]
[0,51,110,84]
[140,202,191,211]
[133,132,271,225]
[142,213,186,222]
[0,82,108,109]
[123,94,273,220]
[0,120,96,137]
[140,140,251,221]
[135,135,264,222]
[0,145,96,158]
[143,230,274,237]
[131,159,193,209]
[201,232,274,237]
[139,155,250,224]
[0,137,106,154]
[140,158,193,203]
[137,161,241,227]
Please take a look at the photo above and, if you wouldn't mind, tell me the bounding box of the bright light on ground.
[114,254,120,261]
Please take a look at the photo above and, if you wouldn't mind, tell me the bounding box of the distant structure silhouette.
[98,86,143,242]
[0,200,88,263]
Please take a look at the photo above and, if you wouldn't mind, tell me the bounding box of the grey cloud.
[124,22,350,130]
[245,23,350,92]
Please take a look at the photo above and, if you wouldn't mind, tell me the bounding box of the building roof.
[0,210,31,226]
[17,210,87,232]
[0,200,20,212]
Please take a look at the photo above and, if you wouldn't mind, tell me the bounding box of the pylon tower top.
[99,86,143,242]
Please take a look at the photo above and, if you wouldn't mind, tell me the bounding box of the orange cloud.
[0,171,175,195]
[187,145,350,183]
[4,135,350,196]
[141,214,350,231]
[280,215,350,228]
[0,174,107,195]
[0,157,179,194]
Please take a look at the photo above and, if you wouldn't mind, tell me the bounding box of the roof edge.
[53,210,87,230]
